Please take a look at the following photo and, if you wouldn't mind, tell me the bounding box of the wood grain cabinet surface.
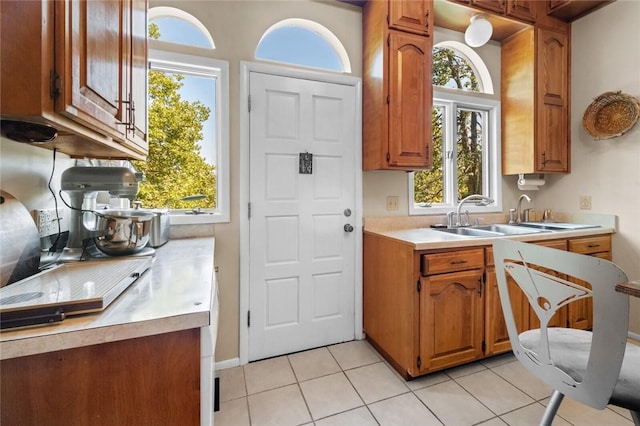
[364,232,611,378]
[0,0,148,160]
[1,329,201,426]
[567,235,612,330]
[501,23,570,175]
[547,0,614,22]
[363,0,433,171]
[389,0,432,35]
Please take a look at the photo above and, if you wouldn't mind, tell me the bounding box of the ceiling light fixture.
[464,14,493,48]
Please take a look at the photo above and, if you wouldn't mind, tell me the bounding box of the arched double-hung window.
[136,7,229,223]
[410,41,501,215]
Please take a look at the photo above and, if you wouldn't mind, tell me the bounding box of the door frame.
[239,61,363,365]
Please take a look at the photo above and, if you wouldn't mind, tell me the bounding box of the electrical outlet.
[579,195,592,210]
[33,208,67,237]
[386,196,399,211]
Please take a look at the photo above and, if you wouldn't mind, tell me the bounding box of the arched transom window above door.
[256,18,351,73]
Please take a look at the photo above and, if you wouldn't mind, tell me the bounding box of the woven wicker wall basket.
[583,91,640,140]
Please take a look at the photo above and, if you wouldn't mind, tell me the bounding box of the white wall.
[0,138,74,211]
[535,0,640,332]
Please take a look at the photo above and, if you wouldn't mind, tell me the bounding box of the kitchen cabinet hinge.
[386,152,390,163]
[248,202,251,219]
[247,310,251,327]
[248,95,251,112]
[386,14,390,25]
[49,70,60,100]
[416,280,421,292]
[386,94,390,104]
[482,341,486,353]
[386,34,390,46]
[417,356,422,369]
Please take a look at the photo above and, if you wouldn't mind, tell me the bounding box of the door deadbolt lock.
[343,208,352,217]
[344,224,354,232]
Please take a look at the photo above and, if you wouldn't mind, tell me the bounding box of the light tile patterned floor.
[215,340,635,426]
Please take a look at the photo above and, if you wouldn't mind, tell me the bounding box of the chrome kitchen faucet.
[447,194,495,227]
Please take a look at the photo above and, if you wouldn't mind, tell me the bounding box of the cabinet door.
[470,0,506,14]
[485,267,529,355]
[535,27,569,173]
[389,0,432,36]
[55,0,127,141]
[506,0,537,22]
[420,270,484,372]
[124,0,148,152]
[567,235,611,330]
[388,31,432,169]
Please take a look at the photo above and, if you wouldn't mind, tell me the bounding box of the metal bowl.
[93,209,154,256]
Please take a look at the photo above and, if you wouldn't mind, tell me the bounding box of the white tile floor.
[215,340,635,426]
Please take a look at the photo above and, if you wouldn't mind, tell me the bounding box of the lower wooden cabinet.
[1,329,201,425]
[364,231,612,378]
[420,269,484,372]
[568,235,612,330]
[484,267,529,356]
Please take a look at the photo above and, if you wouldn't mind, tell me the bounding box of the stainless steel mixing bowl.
[93,209,154,256]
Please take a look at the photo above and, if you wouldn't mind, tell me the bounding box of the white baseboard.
[216,357,241,371]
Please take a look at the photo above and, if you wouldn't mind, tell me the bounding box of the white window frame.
[148,48,230,224]
[409,88,502,216]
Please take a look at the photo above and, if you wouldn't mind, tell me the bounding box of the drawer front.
[421,249,484,275]
[569,235,611,254]
[536,239,567,251]
[486,239,566,266]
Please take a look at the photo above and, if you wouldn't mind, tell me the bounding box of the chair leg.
[630,410,640,426]
[540,390,565,426]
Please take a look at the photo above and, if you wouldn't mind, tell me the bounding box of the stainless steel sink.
[434,222,600,238]
[515,222,601,231]
[435,227,505,237]
[435,224,549,238]
[473,224,549,235]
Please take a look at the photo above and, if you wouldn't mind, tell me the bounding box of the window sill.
[170,212,229,225]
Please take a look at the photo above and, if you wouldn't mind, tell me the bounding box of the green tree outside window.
[133,24,216,210]
[414,47,483,205]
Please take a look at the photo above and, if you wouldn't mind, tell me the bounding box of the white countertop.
[0,237,215,360]
[366,225,615,251]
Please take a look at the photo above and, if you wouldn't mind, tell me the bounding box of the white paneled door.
[248,71,357,361]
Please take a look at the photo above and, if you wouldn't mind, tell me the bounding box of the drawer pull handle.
[587,244,600,248]
[450,260,467,265]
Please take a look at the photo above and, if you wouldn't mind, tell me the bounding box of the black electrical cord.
[47,149,62,252]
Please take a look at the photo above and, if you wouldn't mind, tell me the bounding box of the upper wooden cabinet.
[547,0,614,22]
[505,0,537,22]
[363,0,433,171]
[445,0,536,24]
[389,0,432,35]
[0,0,148,160]
[501,24,570,175]
[469,0,506,14]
